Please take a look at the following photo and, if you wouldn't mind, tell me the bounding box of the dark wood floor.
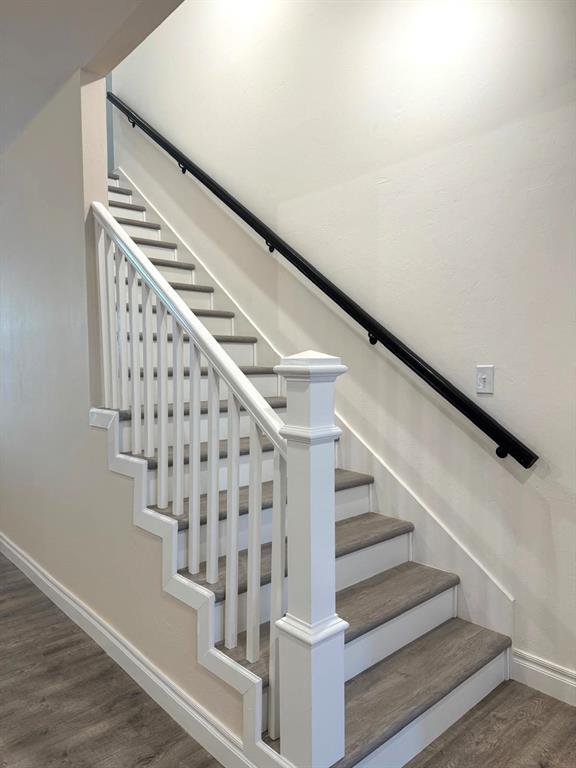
[2,551,575,768]
[0,553,223,768]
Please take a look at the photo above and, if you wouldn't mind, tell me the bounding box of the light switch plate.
[476,365,494,394]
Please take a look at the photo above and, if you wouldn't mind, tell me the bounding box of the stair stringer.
[89,407,295,768]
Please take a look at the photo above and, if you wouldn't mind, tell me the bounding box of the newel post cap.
[274,350,348,381]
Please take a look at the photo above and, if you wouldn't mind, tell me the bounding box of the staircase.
[91,172,512,768]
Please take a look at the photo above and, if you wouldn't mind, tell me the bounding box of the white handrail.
[92,201,287,456]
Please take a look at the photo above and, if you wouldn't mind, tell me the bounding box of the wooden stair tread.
[108,172,120,180]
[134,365,275,379]
[123,277,213,293]
[149,257,195,271]
[134,304,234,318]
[109,200,146,213]
[118,395,286,422]
[115,217,160,230]
[109,185,131,195]
[178,505,394,603]
[132,236,177,250]
[334,618,511,767]
[219,560,452,687]
[125,332,257,346]
[153,468,371,531]
[136,433,275,471]
[167,281,213,293]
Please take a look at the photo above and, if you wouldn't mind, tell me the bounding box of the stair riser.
[147,449,275,503]
[109,190,132,203]
[176,483,373,570]
[108,178,120,187]
[154,265,195,285]
[119,406,287,450]
[344,588,456,682]
[121,222,163,239]
[109,206,145,221]
[126,373,280,402]
[353,651,509,768]
[126,311,234,335]
[122,339,256,370]
[176,290,212,310]
[138,243,178,260]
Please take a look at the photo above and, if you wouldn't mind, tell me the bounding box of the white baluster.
[114,248,129,409]
[267,449,287,740]
[142,282,155,457]
[224,392,240,649]
[128,264,142,454]
[106,239,119,409]
[206,365,220,583]
[95,224,112,408]
[188,343,201,574]
[275,351,348,768]
[172,323,185,517]
[246,419,263,663]
[156,302,169,509]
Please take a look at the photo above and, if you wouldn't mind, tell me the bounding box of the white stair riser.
[336,535,410,591]
[211,530,408,642]
[354,651,509,768]
[122,339,255,370]
[120,222,163,239]
[154,265,195,285]
[138,243,177,260]
[147,449,275,503]
[176,483,372,570]
[126,311,234,335]
[109,206,145,221]
[344,588,456,681]
[108,178,120,187]
[109,190,132,203]
[126,373,280,403]
[177,506,274,569]
[175,289,212,310]
[119,406,287,451]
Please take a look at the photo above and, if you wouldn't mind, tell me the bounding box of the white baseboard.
[0,532,255,768]
[512,648,576,707]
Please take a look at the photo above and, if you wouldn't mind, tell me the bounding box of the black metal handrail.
[107,91,538,469]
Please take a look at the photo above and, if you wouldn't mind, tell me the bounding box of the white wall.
[113,0,576,673]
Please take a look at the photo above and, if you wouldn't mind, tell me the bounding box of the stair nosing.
[109,201,146,212]
[115,217,161,230]
[133,236,177,250]
[109,185,131,195]
[149,257,195,271]
[132,304,234,318]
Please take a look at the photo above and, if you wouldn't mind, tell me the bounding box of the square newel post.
[274,351,349,768]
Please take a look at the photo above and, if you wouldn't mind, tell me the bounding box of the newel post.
[274,351,349,768]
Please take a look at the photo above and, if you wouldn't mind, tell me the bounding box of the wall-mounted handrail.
[107,91,538,469]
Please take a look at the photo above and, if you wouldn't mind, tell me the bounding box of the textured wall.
[113,0,576,672]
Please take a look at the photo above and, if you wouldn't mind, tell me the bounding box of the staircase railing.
[92,201,347,764]
[107,91,539,470]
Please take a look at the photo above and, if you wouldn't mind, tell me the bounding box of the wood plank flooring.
[407,678,576,768]
[2,551,575,768]
[0,553,223,768]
